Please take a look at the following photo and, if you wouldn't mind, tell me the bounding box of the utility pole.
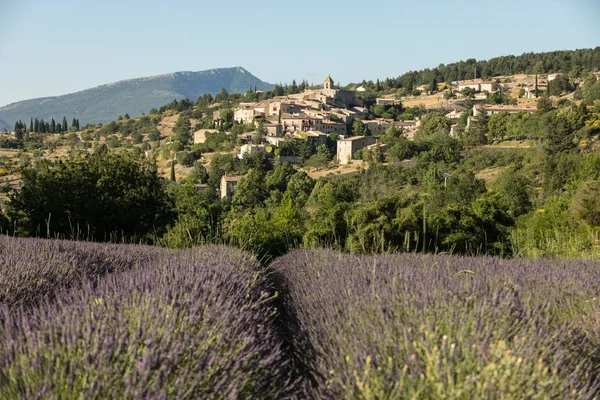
[442,172,452,189]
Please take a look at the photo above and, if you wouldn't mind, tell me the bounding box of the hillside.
[0,67,273,127]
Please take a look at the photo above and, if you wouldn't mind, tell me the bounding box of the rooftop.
[222,175,244,182]
[339,135,369,142]
[478,104,538,111]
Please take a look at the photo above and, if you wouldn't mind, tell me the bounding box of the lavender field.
[1,236,599,399]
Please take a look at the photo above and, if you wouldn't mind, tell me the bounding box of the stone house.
[193,129,219,144]
[220,175,244,199]
[337,136,378,164]
[363,118,396,135]
[473,104,537,117]
[376,98,397,105]
[238,144,266,159]
[296,130,328,147]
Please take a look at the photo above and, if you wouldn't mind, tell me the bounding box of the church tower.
[324,75,334,90]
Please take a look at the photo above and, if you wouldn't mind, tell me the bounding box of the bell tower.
[324,75,334,90]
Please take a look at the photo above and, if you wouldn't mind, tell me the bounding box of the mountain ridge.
[0,67,273,127]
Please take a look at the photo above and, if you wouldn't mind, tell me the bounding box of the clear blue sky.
[0,0,599,107]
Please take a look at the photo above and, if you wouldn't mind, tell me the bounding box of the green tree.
[493,168,534,218]
[460,87,476,99]
[265,163,296,193]
[543,112,576,156]
[487,112,511,141]
[254,119,267,144]
[232,169,268,209]
[351,119,369,136]
[10,152,173,240]
[417,112,451,137]
[572,180,600,228]
[537,97,553,113]
[284,171,314,207]
[170,161,176,182]
[62,117,68,132]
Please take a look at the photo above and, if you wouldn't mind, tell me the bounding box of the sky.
[0,0,599,107]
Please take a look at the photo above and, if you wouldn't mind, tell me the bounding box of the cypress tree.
[72,118,77,131]
[50,118,56,134]
[34,119,39,133]
[14,121,24,143]
[170,161,176,182]
[62,117,68,132]
[30,118,33,132]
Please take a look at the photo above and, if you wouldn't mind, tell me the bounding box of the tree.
[305,152,329,171]
[10,152,173,240]
[487,112,511,141]
[430,75,438,93]
[543,112,575,156]
[351,119,369,136]
[232,169,268,209]
[189,164,209,184]
[417,112,451,136]
[170,161,176,182]
[537,97,553,113]
[572,180,600,228]
[215,88,229,103]
[493,168,533,218]
[148,128,160,142]
[285,171,314,207]
[172,115,191,147]
[460,87,476,99]
[533,61,544,99]
[265,163,296,193]
[254,119,267,144]
[62,117,68,132]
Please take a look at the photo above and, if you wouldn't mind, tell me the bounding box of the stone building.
[337,136,378,164]
[220,175,244,199]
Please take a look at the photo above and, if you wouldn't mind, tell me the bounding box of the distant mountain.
[0,67,273,127]
[0,119,9,131]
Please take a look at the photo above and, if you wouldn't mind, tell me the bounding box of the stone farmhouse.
[238,144,266,159]
[193,129,219,144]
[337,136,378,164]
[458,80,502,93]
[473,104,538,117]
[220,175,244,199]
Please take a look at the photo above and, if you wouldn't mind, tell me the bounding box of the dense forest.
[354,47,600,92]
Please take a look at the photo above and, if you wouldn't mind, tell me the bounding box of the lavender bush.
[2,236,599,398]
[0,245,303,399]
[0,235,161,308]
[272,250,600,399]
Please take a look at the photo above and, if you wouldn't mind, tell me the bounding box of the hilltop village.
[213,74,546,198]
[2,47,600,261]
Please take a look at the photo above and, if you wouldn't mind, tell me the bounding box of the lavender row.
[0,246,303,399]
[271,250,600,399]
[0,235,162,309]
